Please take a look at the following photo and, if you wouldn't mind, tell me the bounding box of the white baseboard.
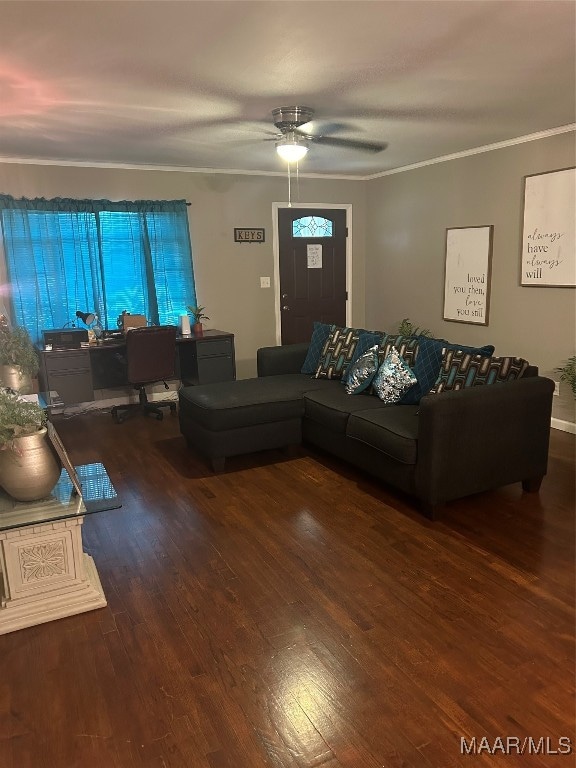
[551,417,576,434]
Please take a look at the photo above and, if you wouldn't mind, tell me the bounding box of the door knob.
[282,305,290,311]
[282,293,288,299]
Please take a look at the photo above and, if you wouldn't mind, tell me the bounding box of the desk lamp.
[76,310,103,339]
[76,310,95,326]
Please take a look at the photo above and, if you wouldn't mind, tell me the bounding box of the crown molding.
[0,155,364,181]
[0,124,573,181]
[364,124,576,179]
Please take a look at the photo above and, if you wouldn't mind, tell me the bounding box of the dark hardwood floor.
[0,409,574,768]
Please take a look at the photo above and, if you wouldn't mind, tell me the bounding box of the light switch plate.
[260,276,271,288]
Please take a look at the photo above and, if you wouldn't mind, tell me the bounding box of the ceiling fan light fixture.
[276,132,308,163]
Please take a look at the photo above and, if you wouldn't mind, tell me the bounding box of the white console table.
[0,467,113,635]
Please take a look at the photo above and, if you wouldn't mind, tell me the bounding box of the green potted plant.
[0,388,47,448]
[0,389,61,501]
[186,305,210,336]
[397,318,433,337]
[0,324,39,394]
[555,355,576,398]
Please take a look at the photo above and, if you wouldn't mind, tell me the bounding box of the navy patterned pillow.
[301,322,334,374]
[315,326,360,380]
[430,350,529,393]
[399,336,495,404]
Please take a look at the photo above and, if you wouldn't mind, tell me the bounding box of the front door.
[278,207,347,344]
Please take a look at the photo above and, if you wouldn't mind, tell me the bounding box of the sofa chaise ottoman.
[178,372,334,472]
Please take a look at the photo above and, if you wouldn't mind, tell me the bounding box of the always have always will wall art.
[521,167,576,287]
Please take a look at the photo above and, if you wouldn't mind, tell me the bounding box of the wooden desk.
[38,329,236,407]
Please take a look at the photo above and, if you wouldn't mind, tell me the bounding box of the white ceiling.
[1,0,575,177]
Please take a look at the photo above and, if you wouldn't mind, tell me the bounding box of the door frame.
[272,202,353,345]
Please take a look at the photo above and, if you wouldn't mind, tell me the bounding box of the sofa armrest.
[257,342,310,377]
[415,376,555,507]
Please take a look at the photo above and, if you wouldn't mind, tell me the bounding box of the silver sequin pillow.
[372,346,417,404]
[344,345,379,394]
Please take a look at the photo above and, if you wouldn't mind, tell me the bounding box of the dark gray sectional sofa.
[178,337,555,519]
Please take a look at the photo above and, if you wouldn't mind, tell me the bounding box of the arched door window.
[292,215,333,238]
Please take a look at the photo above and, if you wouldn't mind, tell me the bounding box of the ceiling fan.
[270,106,386,162]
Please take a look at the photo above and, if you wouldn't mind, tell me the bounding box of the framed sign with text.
[234,228,265,243]
[307,244,322,268]
[443,225,493,325]
[520,167,575,287]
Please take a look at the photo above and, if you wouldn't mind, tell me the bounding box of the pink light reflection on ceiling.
[0,59,62,117]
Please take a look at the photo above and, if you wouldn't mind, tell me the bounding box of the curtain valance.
[0,195,188,214]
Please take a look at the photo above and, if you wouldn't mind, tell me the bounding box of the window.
[0,196,196,342]
[292,215,333,238]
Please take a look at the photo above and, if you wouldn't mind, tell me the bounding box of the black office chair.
[111,325,178,424]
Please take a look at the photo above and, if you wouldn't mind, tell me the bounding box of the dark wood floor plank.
[0,412,573,768]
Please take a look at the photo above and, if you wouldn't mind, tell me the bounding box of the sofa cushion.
[372,347,417,403]
[430,350,529,393]
[344,344,380,394]
[301,321,334,374]
[304,386,387,434]
[315,326,360,379]
[178,374,333,431]
[399,336,496,404]
[347,406,419,465]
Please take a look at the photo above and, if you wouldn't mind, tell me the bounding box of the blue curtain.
[0,196,196,342]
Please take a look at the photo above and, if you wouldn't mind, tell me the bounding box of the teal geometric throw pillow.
[377,333,420,367]
[315,326,360,380]
[430,350,529,393]
[399,336,495,404]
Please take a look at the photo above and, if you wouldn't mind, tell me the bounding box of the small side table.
[0,466,114,635]
[177,329,236,386]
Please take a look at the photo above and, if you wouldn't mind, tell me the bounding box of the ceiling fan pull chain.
[287,162,292,207]
[296,161,300,203]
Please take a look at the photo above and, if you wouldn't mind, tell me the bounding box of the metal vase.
[0,428,61,502]
[0,365,33,395]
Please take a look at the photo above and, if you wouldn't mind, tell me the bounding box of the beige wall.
[0,163,366,378]
[1,133,574,423]
[365,132,576,424]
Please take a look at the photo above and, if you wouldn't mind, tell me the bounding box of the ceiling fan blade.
[309,135,387,153]
[295,121,352,137]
